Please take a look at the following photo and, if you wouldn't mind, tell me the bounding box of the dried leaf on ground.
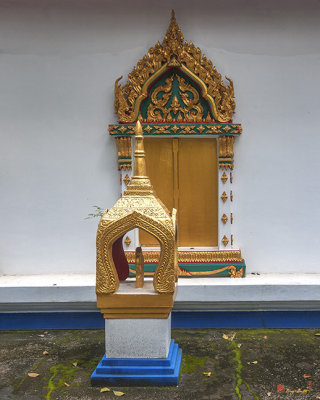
[113,391,125,396]
[100,387,110,392]
[222,333,236,341]
[303,373,311,378]
[64,382,70,387]
[37,334,45,337]
[202,372,212,377]
[43,351,49,355]
[222,334,229,340]
[267,392,271,397]
[72,361,78,367]
[28,373,39,378]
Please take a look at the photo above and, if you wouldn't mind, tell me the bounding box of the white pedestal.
[105,313,171,358]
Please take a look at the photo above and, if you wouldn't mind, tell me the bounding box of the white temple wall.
[1,0,320,276]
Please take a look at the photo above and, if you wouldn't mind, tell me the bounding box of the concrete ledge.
[1,274,320,312]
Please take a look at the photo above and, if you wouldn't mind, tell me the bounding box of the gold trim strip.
[126,250,242,263]
[102,313,170,319]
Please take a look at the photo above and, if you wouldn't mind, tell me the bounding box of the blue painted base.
[2,311,320,330]
[91,340,182,386]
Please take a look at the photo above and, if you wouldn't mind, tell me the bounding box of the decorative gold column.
[218,136,234,169]
[115,136,132,170]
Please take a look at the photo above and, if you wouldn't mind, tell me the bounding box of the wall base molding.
[1,273,320,313]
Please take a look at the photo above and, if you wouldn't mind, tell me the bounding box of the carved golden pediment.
[114,11,235,124]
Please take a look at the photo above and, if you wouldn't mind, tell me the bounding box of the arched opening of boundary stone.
[112,227,162,288]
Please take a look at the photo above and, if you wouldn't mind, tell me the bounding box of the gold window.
[140,138,218,247]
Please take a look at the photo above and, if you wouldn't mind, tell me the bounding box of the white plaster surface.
[0,0,320,277]
[105,314,171,358]
[2,275,320,312]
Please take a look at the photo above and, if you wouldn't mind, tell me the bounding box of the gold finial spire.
[163,9,184,49]
[133,120,147,178]
[124,121,153,196]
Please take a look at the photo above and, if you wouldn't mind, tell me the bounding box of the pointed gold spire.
[133,120,147,178]
[163,9,184,50]
[124,121,153,196]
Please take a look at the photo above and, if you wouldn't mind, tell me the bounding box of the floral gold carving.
[206,125,221,134]
[221,191,228,203]
[109,123,242,137]
[144,125,153,133]
[147,75,204,123]
[221,172,228,184]
[222,235,229,247]
[221,214,228,224]
[123,174,131,186]
[230,190,233,202]
[229,265,243,278]
[124,236,131,246]
[114,11,235,123]
[230,172,233,183]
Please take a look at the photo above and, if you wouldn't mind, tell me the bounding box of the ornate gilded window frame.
[108,12,245,278]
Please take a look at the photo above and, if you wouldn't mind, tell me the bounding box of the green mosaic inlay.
[129,261,246,277]
[110,123,242,136]
[139,69,213,121]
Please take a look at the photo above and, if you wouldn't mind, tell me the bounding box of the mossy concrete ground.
[0,328,320,399]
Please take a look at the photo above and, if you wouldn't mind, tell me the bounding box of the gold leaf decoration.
[114,11,235,123]
[221,214,228,224]
[222,235,229,247]
[146,75,204,123]
[125,249,242,263]
[221,191,228,203]
[124,236,131,246]
[221,172,228,183]
[123,174,130,186]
